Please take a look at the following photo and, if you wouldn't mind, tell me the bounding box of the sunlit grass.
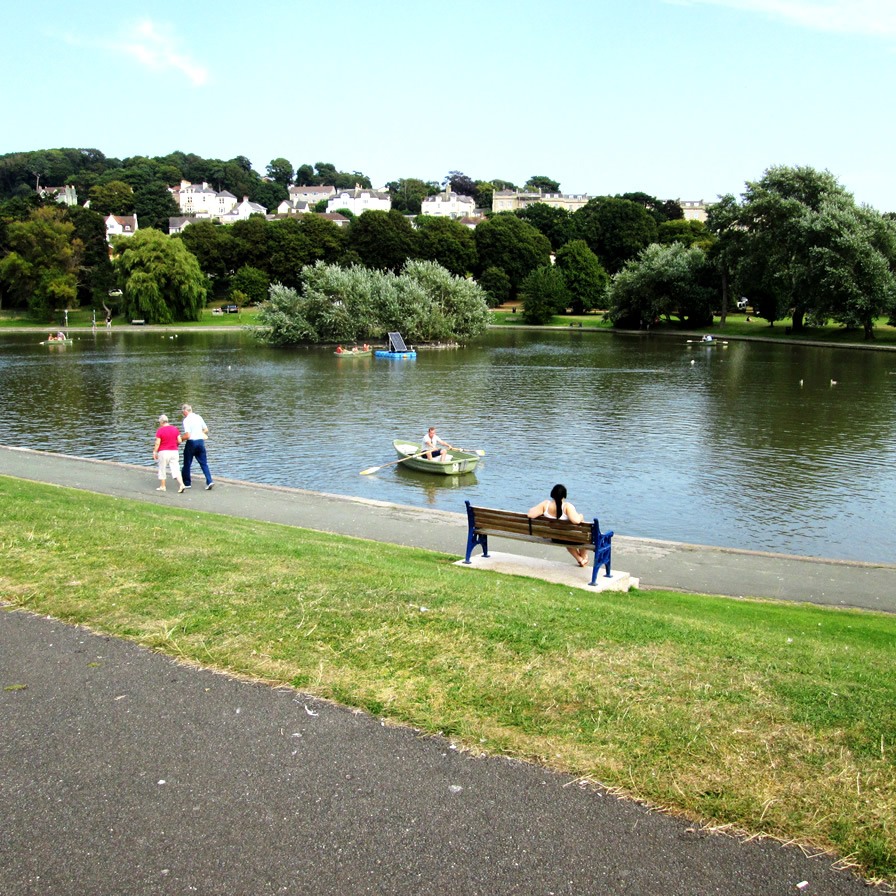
[1,475,894,881]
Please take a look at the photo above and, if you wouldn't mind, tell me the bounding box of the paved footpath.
[1,447,891,895]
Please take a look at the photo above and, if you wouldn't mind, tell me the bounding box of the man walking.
[180,403,214,490]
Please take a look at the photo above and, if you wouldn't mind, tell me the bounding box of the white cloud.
[667,0,896,38]
[64,19,210,86]
[122,20,209,86]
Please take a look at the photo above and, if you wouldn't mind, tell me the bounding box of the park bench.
[130,319,145,325]
[463,500,613,586]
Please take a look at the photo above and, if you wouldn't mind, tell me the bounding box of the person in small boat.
[335,345,344,354]
[422,426,454,462]
[528,483,589,567]
[702,334,714,342]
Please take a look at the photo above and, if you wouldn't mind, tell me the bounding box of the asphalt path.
[1,446,891,895]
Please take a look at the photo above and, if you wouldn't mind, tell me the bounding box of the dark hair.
[550,483,567,519]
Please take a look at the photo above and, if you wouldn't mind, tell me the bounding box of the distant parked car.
[222,304,239,313]
[736,297,749,310]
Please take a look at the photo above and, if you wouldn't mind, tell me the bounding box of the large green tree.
[473,213,552,297]
[525,175,560,193]
[345,210,417,272]
[134,182,180,232]
[387,178,440,215]
[114,229,206,323]
[0,206,83,318]
[711,165,896,336]
[514,204,573,251]
[266,158,294,188]
[573,197,658,274]
[520,265,569,324]
[554,239,609,313]
[414,216,477,276]
[608,243,714,329]
[175,219,234,285]
[88,180,135,215]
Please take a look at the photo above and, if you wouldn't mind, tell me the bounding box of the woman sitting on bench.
[528,483,589,567]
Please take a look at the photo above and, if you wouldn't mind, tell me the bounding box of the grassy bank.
[489,307,896,347]
[0,306,260,329]
[1,476,893,882]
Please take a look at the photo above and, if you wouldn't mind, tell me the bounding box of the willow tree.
[113,229,207,323]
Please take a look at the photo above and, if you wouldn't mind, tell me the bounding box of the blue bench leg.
[464,532,489,563]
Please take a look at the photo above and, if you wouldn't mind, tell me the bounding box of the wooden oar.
[360,451,429,476]
[455,447,486,456]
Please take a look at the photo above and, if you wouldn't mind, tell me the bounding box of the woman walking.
[153,414,186,493]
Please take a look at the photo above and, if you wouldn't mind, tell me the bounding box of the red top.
[155,424,180,451]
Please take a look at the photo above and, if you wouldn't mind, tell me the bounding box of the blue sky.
[4,0,895,210]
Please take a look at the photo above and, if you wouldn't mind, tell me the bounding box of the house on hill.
[420,187,478,220]
[105,214,138,243]
[219,196,268,224]
[326,185,391,216]
[172,180,238,219]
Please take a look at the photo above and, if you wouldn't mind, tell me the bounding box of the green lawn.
[0,305,261,328]
[488,308,896,347]
[1,476,893,883]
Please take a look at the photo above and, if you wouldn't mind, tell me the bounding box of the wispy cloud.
[666,0,896,38]
[122,20,209,86]
[65,19,210,87]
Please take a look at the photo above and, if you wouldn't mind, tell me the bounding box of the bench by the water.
[131,319,145,326]
[464,501,613,586]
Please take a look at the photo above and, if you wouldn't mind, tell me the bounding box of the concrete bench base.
[455,551,638,593]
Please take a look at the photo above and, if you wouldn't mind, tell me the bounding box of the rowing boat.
[392,440,480,475]
[334,349,372,357]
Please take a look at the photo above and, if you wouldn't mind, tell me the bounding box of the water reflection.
[394,464,479,504]
[1,328,894,563]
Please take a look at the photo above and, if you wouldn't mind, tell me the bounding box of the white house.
[326,185,391,216]
[219,196,268,224]
[105,214,138,243]
[420,187,478,219]
[38,184,79,206]
[288,185,336,205]
[173,180,238,218]
[276,199,312,216]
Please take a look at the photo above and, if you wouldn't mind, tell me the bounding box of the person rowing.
[422,426,454,462]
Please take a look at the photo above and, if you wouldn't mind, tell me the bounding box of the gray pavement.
[1,446,891,895]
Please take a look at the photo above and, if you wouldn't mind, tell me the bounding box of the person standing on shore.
[153,415,185,493]
[180,404,214,490]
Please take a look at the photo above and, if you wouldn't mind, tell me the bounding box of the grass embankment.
[490,306,896,347]
[1,477,893,881]
[0,306,260,329]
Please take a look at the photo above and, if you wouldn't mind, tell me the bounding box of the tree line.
[2,147,894,338]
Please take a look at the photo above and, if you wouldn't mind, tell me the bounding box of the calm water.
[2,327,895,563]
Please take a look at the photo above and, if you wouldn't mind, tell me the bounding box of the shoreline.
[5,320,896,351]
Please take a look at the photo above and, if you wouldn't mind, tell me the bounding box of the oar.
[455,447,486,456]
[360,451,429,476]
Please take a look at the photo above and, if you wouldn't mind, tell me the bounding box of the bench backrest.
[468,504,594,545]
